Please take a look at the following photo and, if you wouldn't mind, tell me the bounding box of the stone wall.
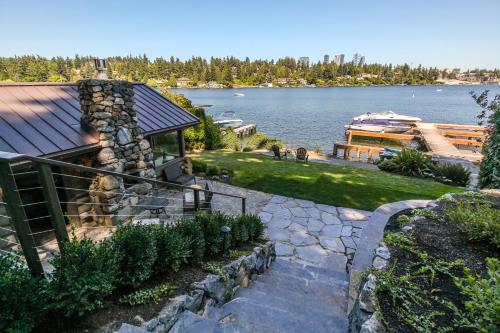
[124,241,276,333]
[77,80,156,217]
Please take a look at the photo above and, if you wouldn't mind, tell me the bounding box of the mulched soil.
[377,198,499,333]
[39,243,256,333]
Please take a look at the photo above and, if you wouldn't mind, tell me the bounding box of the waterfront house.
[0,80,199,233]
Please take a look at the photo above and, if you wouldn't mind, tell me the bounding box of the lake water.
[175,85,500,153]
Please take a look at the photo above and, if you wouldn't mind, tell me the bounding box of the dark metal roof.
[0,83,199,157]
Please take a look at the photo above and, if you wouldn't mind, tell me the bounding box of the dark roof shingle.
[0,82,199,157]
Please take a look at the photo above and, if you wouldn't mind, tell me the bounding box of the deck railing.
[0,151,246,276]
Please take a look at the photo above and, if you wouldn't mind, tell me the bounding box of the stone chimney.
[77,79,155,216]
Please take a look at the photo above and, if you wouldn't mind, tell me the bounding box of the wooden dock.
[233,123,257,138]
[415,123,483,161]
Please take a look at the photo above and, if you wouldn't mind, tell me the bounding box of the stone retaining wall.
[125,241,276,333]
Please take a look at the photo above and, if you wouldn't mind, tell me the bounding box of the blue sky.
[0,0,499,69]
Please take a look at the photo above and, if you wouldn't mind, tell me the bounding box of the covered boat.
[354,111,422,123]
[345,119,411,133]
[213,111,243,128]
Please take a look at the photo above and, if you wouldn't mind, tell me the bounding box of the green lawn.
[190,151,462,211]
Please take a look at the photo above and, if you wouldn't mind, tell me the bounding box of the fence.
[0,151,246,276]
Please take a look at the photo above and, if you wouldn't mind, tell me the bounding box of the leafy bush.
[232,214,265,243]
[47,238,119,317]
[197,212,228,256]
[432,162,471,186]
[119,282,176,306]
[221,130,242,151]
[201,261,230,283]
[152,225,190,274]
[192,159,208,173]
[378,148,432,178]
[0,255,47,333]
[113,224,157,287]
[446,199,500,247]
[176,218,205,262]
[396,214,411,228]
[453,257,500,332]
[206,165,220,176]
[471,91,500,189]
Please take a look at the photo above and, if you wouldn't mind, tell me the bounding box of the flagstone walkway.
[258,195,372,270]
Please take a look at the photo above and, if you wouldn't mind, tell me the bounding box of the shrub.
[197,212,228,256]
[246,132,272,150]
[453,257,500,332]
[192,159,208,173]
[201,261,230,283]
[396,214,411,228]
[47,237,119,317]
[221,130,242,151]
[446,199,500,247]
[378,148,432,178]
[0,255,47,333]
[152,225,190,274]
[113,224,157,287]
[206,165,220,176]
[232,214,265,243]
[119,282,176,306]
[432,162,471,186]
[176,218,205,262]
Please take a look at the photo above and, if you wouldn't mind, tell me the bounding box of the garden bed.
[47,244,257,332]
[351,192,499,332]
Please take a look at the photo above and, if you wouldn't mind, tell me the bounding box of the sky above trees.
[0,0,499,69]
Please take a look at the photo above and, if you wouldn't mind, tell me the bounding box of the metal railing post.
[242,197,246,214]
[37,163,69,248]
[0,162,44,276]
[194,189,200,211]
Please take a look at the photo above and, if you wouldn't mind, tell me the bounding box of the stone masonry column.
[78,80,155,218]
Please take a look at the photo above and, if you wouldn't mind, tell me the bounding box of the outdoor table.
[141,194,169,217]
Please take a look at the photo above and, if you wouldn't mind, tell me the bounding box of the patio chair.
[296,147,309,162]
[183,182,213,214]
[271,145,287,160]
[163,161,196,185]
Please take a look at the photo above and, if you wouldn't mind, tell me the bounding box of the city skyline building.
[323,54,330,64]
[298,56,310,67]
[334,54,345,65]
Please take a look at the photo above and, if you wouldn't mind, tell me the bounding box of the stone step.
[236,286,347,320]
[270,258,348,285]
[212,297,348,333]
[256,267,348,300]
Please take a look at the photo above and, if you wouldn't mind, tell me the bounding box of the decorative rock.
[401,225,413,233]
[290,232,317,246]
[97,147,116,164]
[100,175,121,191]
[359,274,377,313]
[375,245,390,260]
[193,274,228,304]
[360,313,385,333]
[372,256,388,269]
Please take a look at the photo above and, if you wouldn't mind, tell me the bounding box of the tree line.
[0,55,498,87]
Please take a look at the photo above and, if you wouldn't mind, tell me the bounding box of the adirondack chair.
[295,147,309,162]
[183,182,213,214]
[163,161,196,185]
[271,145,287,160]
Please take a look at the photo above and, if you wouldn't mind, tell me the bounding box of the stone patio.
[259,195,372,269]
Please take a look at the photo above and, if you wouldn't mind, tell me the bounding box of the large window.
[151,131,180,166]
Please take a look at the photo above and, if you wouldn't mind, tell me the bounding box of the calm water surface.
[175,85,500,153]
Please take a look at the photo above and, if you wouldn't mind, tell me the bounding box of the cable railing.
[0,151,246,276]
